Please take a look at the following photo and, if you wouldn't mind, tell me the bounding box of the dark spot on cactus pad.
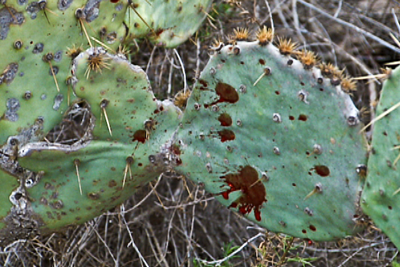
[309,225,316,231]
[108,180,117,188]
[298,114,307,121]
[388,206,392,210]
[220,165,267,221]
[32,43,44,54]
[205,83,239,108]
[133,130,146,143]
[83,0,101,22]
[199,79,208,89]
[313,165,330,177]
[218,113,232,126]
[58,0,73,11]
[289,115,295,121]
[302,229,307,234]
[4,98,20,122]
[88,192,100,200]
[50,200,64,210]
[0,7,24,40]
[1,62,18,85]
[259,59,265,65]
[275,91,280,95]
[218,129,235,142]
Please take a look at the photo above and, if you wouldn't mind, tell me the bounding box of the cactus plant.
[0,1,128,145]
[171,33,367,241]
[125,0,213,47]
[0,47,182,244]
[0,0,189,244]
[361,65,400,249]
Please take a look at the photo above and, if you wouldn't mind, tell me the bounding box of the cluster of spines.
[211,26,357,95]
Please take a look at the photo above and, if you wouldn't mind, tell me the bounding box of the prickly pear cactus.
[361,66,400,249]
[171,35,367,241]
[0,0,128,145]
[125,0,213,47]
[0,47,182,244]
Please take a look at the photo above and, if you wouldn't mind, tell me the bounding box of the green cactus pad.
[0,48,182,244]
[361,66,400,249]
[0,1,127,144]
[172,41,367,241]
[125,0,212,47]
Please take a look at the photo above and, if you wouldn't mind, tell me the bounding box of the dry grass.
[2,0,400,266]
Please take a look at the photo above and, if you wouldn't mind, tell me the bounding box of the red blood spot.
[218,113,233,126]
[309,225,316,231]
[220,166,267,221]
[155,28,164,36]
[199,79,208,89]
[133,130,146,143]
[298,114,307,121]
[205,83,239,107]
[171,144,181,155]
[218,129,235,142]
[306,239,313,245]
[313,165,330,177]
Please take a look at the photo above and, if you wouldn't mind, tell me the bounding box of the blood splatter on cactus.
[361,65,400,249]
[171,29,367,241]
[125,0,213,47]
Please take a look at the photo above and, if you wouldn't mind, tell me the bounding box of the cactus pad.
[126,0,212,47]
[361,66,400,249]
[0,48,181,244]
[172,40,367,241]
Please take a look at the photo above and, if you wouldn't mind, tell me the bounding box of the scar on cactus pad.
[172,27,367,241]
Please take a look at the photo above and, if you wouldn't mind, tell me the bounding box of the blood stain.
[298,114,307,121]
[313,165,330,177]
[204,82,239,108]
[220,165,267,221]
[218,129,235,142]
[133,130,146,143]
[218,113,233,126]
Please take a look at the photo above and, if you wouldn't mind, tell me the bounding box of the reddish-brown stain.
[309,225,316,231]
[218,113,233,126]
[259,59,265,65]
[133,130,146,143]
[205,82,239,107]
[313,165,330,177]
[298,114,307,121]
[218,129,235,142]
[108,180,117,187]
[170,144,181,155]
[220,165,267,221]
[110,0,119,2]
[155,28,164,36]
[289,115,295,121]
[199,79,208,88]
